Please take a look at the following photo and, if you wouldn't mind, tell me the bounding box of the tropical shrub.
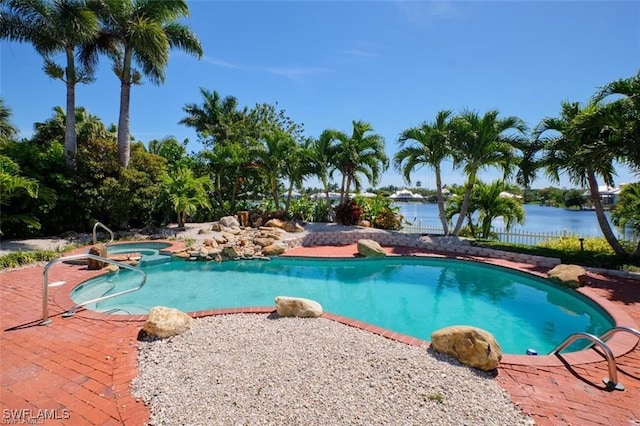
[335,201,362,226]
[372,207,403,230]
[354,195,403,230]
[312,199,331,223]
[536,236,635,254]
[288,198,314,222]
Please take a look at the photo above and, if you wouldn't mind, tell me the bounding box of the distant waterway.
[395,202,632,239]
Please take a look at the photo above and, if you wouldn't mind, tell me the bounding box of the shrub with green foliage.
[0,250,59,269]
[312,199,331,223]
[354,195,403,230]
[288,198,314,222]
[537,236,618,254]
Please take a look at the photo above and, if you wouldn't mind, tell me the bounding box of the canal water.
[395,203,631,239]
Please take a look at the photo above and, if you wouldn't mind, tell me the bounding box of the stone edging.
[284,229,562,269]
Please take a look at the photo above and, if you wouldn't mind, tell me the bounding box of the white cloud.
[340,49,381,59]
[202,56,241,69]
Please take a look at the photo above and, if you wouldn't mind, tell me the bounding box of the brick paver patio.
[1,242,638,425]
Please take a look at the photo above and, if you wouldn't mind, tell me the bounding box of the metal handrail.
[93,221,114,245]
[41,253,146,325]
[597,326,640,345]
[549,332,624,391]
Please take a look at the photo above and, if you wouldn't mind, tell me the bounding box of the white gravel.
[132,314,533,425]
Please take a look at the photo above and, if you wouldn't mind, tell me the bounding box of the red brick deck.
[1,242,639,425]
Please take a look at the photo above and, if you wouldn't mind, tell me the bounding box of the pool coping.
[50,240,639,368]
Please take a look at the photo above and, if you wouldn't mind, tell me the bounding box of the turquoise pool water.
[106,242,172,256]
[71,257,614,354]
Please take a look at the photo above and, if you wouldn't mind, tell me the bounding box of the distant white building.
[499,191,523,200]
[598,185,622,205]
[388,189,424,202]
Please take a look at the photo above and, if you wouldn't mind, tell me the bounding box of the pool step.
[75,281,115,302]
[139,254,172,267]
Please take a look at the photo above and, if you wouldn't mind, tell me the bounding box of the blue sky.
[2,0,639,190]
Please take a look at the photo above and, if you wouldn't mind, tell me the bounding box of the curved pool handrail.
[597,326,640,345]
[92,221,114,245]
[41,253,146,325]
[549,331,623,391]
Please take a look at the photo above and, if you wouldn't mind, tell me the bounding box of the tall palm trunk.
[271,176,280,210]
[117,80,132,168]
[339,174,347,204]
[434,167,449,235]
[285,182,294,214]
[64,48,77,167]
[452,173,477,235]
[586,171,628,256]
[322,176,334,221]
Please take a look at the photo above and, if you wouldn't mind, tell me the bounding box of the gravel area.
[132,314,533,425]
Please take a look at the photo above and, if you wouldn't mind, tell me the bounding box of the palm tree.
[179,88,250,147]
[306,129,341,218]
[445,180,525,239]
[0,99,18,141]
[32,106,110,146]
[535,100,630,256]
[333,120,388,203]
[473,180,525,239]
[95,0,203,168]
[251,129,296,210]
[611,183,640,256]
[162,167,211,227]
[595,71,640,170]
[1,0,102,166]
[448,110,527,235]
[394,110,453,234]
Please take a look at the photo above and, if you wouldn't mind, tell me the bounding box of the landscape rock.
[87,244,108,270]
[282,221,304,233]
[143,306,193,338]
[430,326,502,371]
[275,296,323,318]
[262,245,285,256]
[173,251,190,259]
[264,218,285,229]
[220,216,240,228]
[357,239,386,258]
[547,264,587,289]
[254,237,275,247]
[222,232,236,242]
[211,222,222,232]
[222,246,241,259]
[237,211,250,227]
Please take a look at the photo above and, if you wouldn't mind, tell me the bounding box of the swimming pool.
[71,256,613,354]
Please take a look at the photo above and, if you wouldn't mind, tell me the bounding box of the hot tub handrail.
[41,253,146,325]
[549,331,624,391]
[92,221,114,245]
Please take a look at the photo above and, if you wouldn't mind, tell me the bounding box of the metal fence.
[400,221,637,246]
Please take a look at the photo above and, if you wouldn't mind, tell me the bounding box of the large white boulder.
[143,306,193,338]
[357,239,386,257]
[547,264,587,289]
[220,215,241,228]
[275,296,323,318]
